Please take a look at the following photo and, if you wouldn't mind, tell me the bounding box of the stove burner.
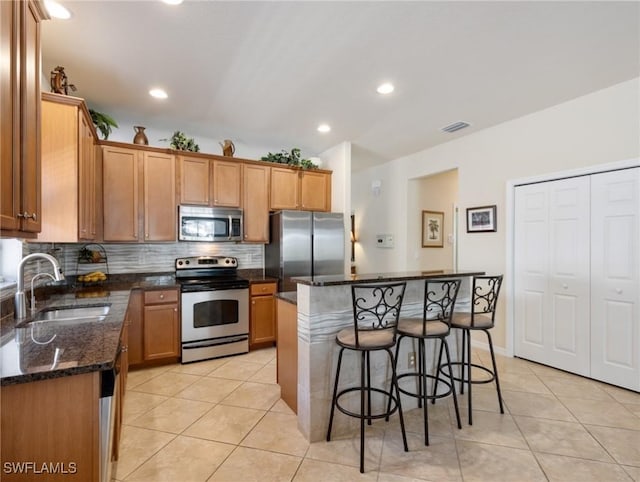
[175,256,249,292]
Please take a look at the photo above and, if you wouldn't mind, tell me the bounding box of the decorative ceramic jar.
[133,126,149,145]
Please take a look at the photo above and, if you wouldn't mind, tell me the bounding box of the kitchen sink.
[31,304,111,323]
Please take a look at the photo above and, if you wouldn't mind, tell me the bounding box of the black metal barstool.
[388,278,462,446]
[436,275,504,425]
[326,282,408,473]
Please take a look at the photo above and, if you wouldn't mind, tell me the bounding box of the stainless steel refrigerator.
[265,211,345,292]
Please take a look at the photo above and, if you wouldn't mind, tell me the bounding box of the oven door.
[181,288,249,343]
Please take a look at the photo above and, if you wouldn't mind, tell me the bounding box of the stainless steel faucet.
[30,272,56,313]
[15,253,65,320]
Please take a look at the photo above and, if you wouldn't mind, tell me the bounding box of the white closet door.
[515,183,550,364]
[590,168,640,390]
[515,177,590,374]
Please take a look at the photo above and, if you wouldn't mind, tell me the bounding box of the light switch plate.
[376,234,394,248]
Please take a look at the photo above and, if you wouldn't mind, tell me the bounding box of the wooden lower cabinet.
[128,288,180,367]
[143,289,180,361]
[277,297,298,412]
[249,282,276,349]
[1,372,100,481]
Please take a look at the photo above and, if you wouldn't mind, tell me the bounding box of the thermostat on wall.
[376,234,394,248]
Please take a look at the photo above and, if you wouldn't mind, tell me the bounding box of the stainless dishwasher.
[99,349,120,482]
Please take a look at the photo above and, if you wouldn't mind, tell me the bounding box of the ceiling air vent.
[441,121,470,133]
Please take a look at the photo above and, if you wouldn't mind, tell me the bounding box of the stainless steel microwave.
[178,206,243,242]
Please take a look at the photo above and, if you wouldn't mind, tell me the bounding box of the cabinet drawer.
[250,282,277,296]
[144,289,178,305]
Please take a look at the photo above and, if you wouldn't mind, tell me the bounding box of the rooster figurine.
[219,139,235,157]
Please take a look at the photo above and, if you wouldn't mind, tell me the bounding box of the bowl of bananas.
[77,271,107,284]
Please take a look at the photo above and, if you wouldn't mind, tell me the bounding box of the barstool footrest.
[335,386,401,421]
[397,372,456,400]
[438,361,497,385]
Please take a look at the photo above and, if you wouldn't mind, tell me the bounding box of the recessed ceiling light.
[162,0,183,4]
[317,124,331,133]
[44,0,71,19]
[376,83,394,95]
[149,88,168,99]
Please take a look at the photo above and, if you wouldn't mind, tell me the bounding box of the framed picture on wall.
[466,205,497,232]
[422,210,444,248]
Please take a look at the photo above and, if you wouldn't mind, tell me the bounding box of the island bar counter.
[290,269,485,442]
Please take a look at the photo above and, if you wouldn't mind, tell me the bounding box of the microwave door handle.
[228,214,232,240]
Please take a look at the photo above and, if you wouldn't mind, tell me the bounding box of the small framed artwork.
[422,210,444,248]
[466,205,497,233]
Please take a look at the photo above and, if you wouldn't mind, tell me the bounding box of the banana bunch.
[78,271,107,283]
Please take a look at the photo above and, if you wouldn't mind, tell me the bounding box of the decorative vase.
[133,126,149,145]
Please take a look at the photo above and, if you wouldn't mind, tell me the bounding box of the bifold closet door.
[514,177,590,375]
[590,168,640,391]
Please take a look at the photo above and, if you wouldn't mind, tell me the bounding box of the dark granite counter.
[276,291,297,305]
[238,269,278,284]
[292,269,486,286]
[0,272,179,386]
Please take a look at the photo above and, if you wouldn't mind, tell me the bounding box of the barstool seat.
[389,278,463,446]
[326,282,408,473]
[437,275,504,425]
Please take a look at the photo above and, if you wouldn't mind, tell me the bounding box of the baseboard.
[471,338,508,357]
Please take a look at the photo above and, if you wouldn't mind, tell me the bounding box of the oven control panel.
[175,256,238,269]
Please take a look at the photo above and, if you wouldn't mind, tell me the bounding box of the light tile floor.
[114,347,640,481]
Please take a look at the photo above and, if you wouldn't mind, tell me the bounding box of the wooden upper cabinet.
[179,155,241,208]
[0,0,47,237]
[103,146,139,242]
[270,167,299,210]
[212,159,241,207]
[179,156,209,205]
[38,94,98,243]
[143,151,176,241]
[270,167,331,212]
[243,163,270,242]
[103,145,176,242]
[300,170,331,212]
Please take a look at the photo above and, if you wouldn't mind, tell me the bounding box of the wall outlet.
[375,234,394,248]
[408,351,416,368]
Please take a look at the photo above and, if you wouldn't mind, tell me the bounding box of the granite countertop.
[292,269,487,286]
[238,269,278,284]
[0,272,179,386]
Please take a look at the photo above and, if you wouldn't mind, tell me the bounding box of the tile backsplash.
[26,242,264,275]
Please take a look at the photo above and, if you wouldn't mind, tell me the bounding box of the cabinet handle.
[252,300,255,305]
[18,212,37,220]
[174,308,177,312]
[159,294,164,299]
[121,346,128,353]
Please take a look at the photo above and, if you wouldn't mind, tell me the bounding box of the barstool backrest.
[422,278,462,335]
[351,282,407,347]
[470,275,503,327]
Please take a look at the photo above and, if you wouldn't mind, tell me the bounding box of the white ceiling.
[41,1,640,171]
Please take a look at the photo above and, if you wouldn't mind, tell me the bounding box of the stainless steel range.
[176,256,249,363]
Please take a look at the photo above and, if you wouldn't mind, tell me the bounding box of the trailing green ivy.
[89,109,118,140]
[261,148,318,169]
[161,131,200,152]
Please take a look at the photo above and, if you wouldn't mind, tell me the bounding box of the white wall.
[352,77,640,349]
[319,142,352,275]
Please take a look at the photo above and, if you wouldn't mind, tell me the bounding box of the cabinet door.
[179,156,210,205]
[143,303,179,360]
[19,0,42,233]
[300,171,331,211]
[143,151,176,241]
[212,159,241,207]
[78,110,96,240]
[0,1,20,232]
[103,146,139,241]
[127,289,144,366]
[243,164,270,242]
[270,167,299,210]
[250,295,276,346]
[514,177,590,375]
[591,168,640,390]
[39,99,78,242]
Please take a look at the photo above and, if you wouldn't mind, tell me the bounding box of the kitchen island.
[289,269,484,442]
